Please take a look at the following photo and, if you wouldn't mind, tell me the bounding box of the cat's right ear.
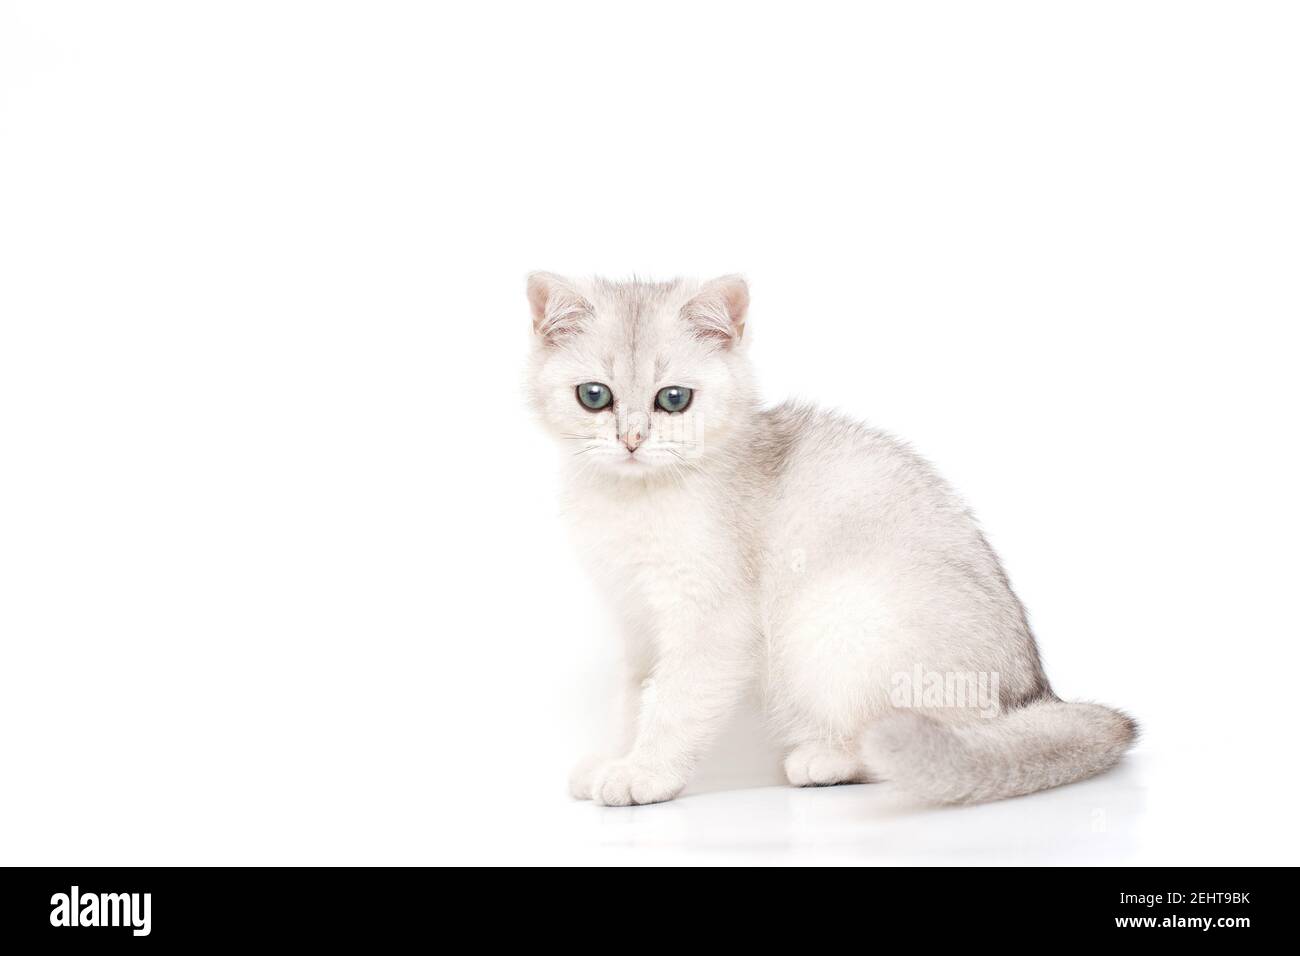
[527,272,592,345]
[681,275,749,348]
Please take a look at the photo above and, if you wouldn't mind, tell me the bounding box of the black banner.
[0,866,1284,945]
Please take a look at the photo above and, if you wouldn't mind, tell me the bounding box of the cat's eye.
[655,386,693,413]
[576,382,613,411]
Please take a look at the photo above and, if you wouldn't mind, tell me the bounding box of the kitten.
[527,273,1136,806]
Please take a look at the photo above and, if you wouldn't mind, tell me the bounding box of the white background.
[2,2,1297,865]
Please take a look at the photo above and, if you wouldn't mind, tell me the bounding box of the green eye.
[576,382,612,411]
[655,386,693,413]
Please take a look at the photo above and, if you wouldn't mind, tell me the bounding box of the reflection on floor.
[571,755,1147,866]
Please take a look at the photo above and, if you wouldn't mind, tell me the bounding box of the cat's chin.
[611,455,651,473]
[602,453,681,479]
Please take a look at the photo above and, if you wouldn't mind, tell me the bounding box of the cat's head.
[526,274,756,478]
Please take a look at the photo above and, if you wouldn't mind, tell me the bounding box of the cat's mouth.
[576,441,685,476]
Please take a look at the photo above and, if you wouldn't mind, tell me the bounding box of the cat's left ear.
[527,272,592,345]
[681,275,749,347]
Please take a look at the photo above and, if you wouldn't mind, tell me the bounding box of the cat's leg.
[783,740,869,787]
[588,599,753,807]
[765,569,898,788]
[569,645,651,800]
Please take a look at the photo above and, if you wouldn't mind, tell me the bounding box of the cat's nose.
[623,427,644,453]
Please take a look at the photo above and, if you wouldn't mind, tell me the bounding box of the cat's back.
[755,401,958,510]
[752,401,981,560]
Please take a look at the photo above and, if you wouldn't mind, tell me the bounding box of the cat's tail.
[858,699,1138,804]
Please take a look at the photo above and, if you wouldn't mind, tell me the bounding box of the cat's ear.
[527,272,592,345]
[681,275,749,347]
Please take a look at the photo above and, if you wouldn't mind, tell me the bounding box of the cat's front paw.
[589,759,684,807]
[568,754,607,800]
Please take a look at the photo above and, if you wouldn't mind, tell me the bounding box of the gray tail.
[859,699,1138,804]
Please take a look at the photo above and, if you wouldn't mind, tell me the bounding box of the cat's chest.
[565,484,733,602]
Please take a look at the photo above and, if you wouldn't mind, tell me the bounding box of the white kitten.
[527,273,1136,806]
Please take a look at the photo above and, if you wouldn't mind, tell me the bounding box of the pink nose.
[623,427,643,453]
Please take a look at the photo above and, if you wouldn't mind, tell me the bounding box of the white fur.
[527,274,1136,806]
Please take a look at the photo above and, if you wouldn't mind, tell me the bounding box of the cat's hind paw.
[784,742,867,787]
